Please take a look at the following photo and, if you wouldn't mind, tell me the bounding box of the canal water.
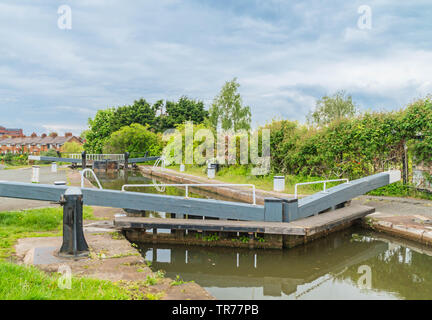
[91,170,432,300]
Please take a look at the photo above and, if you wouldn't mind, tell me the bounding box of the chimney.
[65,132,73,137]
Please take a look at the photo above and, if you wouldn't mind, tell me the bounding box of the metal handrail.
[152,177,166,192]
[294,179,349,199]
[67,153,125,161]
[80,169,103,189]
[153,156,165,170]
[122,183,257,205]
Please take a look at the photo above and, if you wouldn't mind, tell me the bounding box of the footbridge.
[29,152,161,168]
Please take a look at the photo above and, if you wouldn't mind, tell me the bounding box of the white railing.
[152,177,166,192]
[67,154,125,161]
[80,169,103,189]
[122,183,257,205]
[153,156,165,170]
[294,179,349,199]
[65,153,82,159]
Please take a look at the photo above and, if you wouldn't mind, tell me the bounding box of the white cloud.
[0,0,431,133]
[41,124,87,135]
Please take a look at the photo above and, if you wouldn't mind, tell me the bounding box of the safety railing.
[67,153,125,161]
[80,169,103,189]
[294,179,349,199]
[153,157,165,170]
[122,183,257,205]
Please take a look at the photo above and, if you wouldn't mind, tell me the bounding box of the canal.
[91,170,432,300]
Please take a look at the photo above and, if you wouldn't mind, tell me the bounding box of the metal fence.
[65,153,125,161]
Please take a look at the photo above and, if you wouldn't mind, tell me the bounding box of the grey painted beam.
[81,187,264,220]
[128,156,161,163]
[0,180,68,202]
[28,155,82,164]
[29,155,160,164]
[0,180,264,221]
[294,171,400,220]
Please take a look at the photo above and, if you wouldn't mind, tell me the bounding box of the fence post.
[81,151,86,170]
[59,187,89,257]
[124,152,129,170]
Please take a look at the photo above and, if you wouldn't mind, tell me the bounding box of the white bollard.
[32,165,40,183]
[207,167,215,179]
[51,162,57,173]
[273,176,285,192]
[180,164,185,172]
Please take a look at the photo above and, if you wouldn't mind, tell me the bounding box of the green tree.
[84,99,159,153]
[159,96,208,131]
[113,98,158,132]
[208,78,251,131]
[85,108,116,153]
[401,97,432,165]
[103,123,162,158]
[61,141,84,153]
[84,97,208,153]
[307,90,358,127]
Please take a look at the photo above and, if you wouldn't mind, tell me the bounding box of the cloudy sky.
[1,1,431,135]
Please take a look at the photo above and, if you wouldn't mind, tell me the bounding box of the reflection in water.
[138,229,432,300]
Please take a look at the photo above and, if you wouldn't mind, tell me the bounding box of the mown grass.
[0,262,132,300]
[0,206,95,260]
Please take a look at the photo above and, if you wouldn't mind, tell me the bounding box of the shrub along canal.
[90,170,432,300]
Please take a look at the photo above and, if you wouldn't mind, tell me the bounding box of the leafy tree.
[61,141,84,153]
[103,123,162,158]
[401,97,432,165]
[208,78,251,131]
[80,130,89,140]
[159,96,208,131]
[84,97,208,153]
[112,98,158,132]
[85,108,116,153]
[307,90,358,127]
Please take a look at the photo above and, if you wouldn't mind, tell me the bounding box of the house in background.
[0,126,23,138]
[0,132,83,155]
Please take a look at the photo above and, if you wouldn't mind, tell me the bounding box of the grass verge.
[0,262,132,300]
[0,206,95,260]
[0,206,155,300]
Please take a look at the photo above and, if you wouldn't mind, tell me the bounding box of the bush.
[37,149,59,164]
[0,153,28,166]
[266,100,432,180]
[61,141,83,154]
[103,123,162,158]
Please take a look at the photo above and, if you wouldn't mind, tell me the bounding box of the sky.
[1,0,432,135]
